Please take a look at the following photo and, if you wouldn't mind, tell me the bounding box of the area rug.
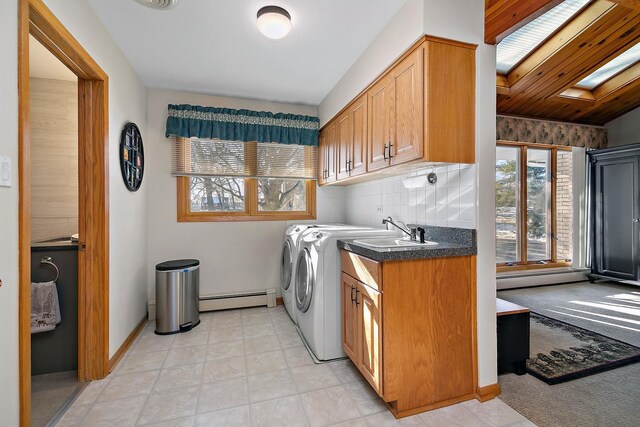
[527,312,640,385]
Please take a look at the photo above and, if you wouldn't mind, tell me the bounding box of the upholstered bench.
[497,298,530,375]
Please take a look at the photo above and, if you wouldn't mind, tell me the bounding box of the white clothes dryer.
[280,224,369,324]
[295,227,398,361]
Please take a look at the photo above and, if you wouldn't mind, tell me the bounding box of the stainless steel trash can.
[155,259,200,335]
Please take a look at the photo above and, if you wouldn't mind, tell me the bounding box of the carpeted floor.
[498,281,640,427]
[499,281,640,346]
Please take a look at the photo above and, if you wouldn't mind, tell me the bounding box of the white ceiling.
[87,0,407,105]
[29,35,76,81]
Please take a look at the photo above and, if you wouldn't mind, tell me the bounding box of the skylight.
[576,42,640,89]
[496,0,590,74]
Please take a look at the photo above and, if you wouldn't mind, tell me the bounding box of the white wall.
[40,0,149,358]
[146,89,346,305]
[344,164,476,228]
[319,0,498,388]
[319,0,425,124]
[0,0,20,423]
[424,0,497,390]
[605,106,640,147]
[0,6,147,422]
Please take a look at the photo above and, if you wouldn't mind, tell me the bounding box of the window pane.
[258,178,306,212]
[496,146,520,264]
[496,0,589,74]
[556,150,574,262]
[189,177,245,212]
[576,42,640,89]
[527,149,551,261]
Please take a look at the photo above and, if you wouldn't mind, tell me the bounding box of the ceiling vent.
[134,0,178,10]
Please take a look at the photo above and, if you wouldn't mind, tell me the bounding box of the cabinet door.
[337,111,352,181]
[318,130,328,185]
[357,281,383,395]
[367,75,392,172]
[390,47,423,165]
[593,155,640,280]
[341,273,358,362]
[350,94,367,177]
[325,120,338,183]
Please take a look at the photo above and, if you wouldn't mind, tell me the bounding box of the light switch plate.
[0,156,11,187]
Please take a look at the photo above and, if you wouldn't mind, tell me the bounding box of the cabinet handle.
[347,159,352,172]
[383,144,388,160]
[355,289,360,306]
[634,218,640,223]
[351,286,356,303]
[388,143,394,159]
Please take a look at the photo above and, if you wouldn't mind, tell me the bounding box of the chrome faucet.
[382,216,426,243]
[382,216,411,237]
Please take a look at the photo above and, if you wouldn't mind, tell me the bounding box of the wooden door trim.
[18,1,110,425]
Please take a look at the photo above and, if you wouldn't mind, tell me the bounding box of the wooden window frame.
[175,138,316,222]
[496,141,573,272]
[177,177,316,222]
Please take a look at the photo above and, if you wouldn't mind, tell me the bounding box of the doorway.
[18,1,110,426]
[28,33,81,426]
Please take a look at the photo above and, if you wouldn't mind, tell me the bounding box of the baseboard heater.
[199,289,276,312]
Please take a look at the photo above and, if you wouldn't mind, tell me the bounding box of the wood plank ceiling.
[487,0,640,125]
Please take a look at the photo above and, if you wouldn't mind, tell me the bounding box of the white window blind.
[172,137,317,180]
[496,0,590,74]
[576,42,640,89]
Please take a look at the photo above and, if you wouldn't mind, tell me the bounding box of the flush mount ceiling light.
[134,0,178,10]
[257,6,292,40]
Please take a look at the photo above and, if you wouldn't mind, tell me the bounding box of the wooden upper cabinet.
[368,74,393,172]
[424,40,475,163]
[337,110,352,180]
[319,36,476,186]
[390,46,424,165]
[337,94,368,180]
[318,131,328,184]
[325,120,338,184]
[349,94,368,177]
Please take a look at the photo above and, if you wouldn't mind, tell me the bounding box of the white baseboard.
[147,288,277,320]
[200,289,276,312]
[497,269,589,290]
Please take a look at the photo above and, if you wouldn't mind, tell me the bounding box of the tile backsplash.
[344,164,477,229]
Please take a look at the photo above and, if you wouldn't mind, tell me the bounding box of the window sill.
[177,212,316,222]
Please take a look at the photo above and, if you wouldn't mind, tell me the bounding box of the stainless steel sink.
[353,237,438,248]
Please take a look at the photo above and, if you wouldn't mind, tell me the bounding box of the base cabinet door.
[341,274,359,361]
[357,281,383,395]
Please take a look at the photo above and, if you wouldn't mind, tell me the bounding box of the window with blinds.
[171,137,317,179]
[173,137,317,221]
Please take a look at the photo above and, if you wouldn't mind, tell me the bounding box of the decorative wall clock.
[119,122,144,192]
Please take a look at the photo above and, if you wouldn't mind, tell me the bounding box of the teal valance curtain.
[165,104,320,146]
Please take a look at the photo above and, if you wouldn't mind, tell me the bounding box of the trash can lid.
[156,259,200,271]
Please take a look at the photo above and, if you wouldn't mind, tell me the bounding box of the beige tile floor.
[55,306,536,427]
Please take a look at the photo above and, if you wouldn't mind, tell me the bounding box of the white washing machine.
[295,227,398,361]
[280,224,370,324]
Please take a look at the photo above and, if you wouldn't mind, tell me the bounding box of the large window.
[496,142,573,270]
[176,138,316,221]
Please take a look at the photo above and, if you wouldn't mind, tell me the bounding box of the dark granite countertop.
[337,225,477,262]
[32,238,79,252]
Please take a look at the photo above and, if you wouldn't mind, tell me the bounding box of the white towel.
[31,281,62,334]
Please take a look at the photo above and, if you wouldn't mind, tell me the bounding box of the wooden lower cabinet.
[341,274,358,361]
[340,250,477,418]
